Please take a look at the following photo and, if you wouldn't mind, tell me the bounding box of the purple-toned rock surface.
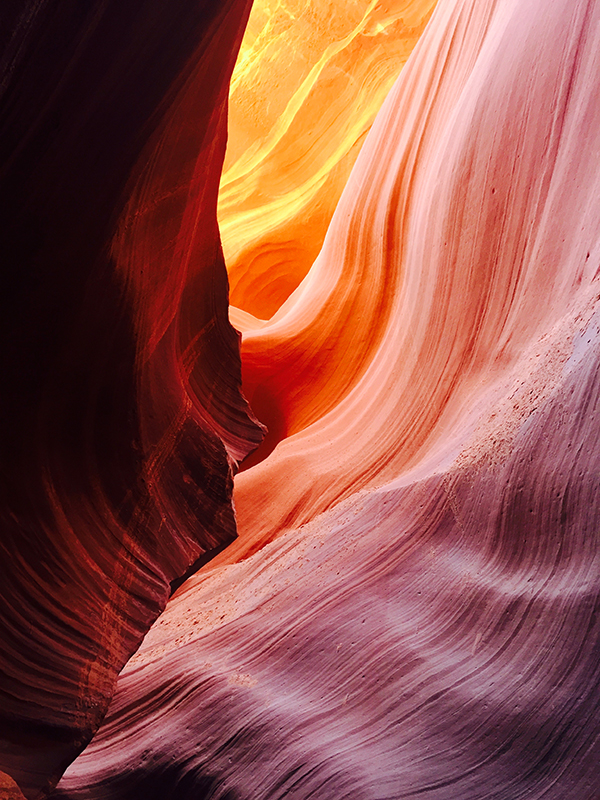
[55,304,600,798]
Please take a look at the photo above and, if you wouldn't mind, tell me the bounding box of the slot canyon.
[1,0,600,798]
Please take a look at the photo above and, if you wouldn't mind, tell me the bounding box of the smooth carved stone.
[226,0,600,565]
[54,0,600,796]
[0,1,261,796]
[220,0,437,320]
[55,306,600,798]
[9,0,600,796]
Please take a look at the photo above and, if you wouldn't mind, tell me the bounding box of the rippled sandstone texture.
[0,1,261,797]
[54,0,600,797]
[229,0,600,558]
[219,0,437,319]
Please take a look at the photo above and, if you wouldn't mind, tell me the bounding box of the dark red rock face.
[0,1,260,797]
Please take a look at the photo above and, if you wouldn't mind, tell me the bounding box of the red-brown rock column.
[0,1,261,797]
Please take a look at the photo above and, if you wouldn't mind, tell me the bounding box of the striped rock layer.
[0,1,261,797]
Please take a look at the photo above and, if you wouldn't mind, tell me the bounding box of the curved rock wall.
[230,0,600,560]
[54,0,600,797]
[219,0,437,318]
[0,2,260,797]
[55,320,600,797]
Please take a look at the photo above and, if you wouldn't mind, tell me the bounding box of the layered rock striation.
[54,0,600,797]
[219,0,437,318]
[55,325,600,797]
[0,1,261,796]
[230,0,600,559]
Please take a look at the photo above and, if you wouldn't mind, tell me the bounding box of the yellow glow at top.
[219,0,437,320]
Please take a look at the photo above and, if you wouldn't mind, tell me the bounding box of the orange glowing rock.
[219,0,437,320]
[224,0,600,563]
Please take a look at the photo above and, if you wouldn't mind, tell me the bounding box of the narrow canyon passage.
[1,0,600,798]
